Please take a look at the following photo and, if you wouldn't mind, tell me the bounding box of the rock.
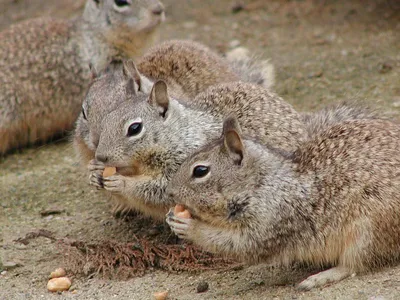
[378,62,393,74]
[231,2,245,13]
[196,280,209,293]
[3,261,20,270]
[40,207,65,216]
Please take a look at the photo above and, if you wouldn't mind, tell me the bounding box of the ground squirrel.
[166,116,400,290]
[88,81,307,220]
[74,40,275,166]
[0,0,164,155]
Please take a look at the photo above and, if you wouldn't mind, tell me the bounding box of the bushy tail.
[226,47,275,90]
[301,101,386,138]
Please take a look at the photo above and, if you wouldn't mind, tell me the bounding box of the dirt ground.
[1,0,400,299]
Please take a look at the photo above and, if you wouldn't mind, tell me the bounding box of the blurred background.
[1,0,399,113]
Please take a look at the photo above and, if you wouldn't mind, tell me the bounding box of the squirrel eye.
[114,0,131,6]
[192,165,210,178]
[127,122,143,137]
[82,107,87,120]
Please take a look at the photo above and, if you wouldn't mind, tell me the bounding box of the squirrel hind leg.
[297,266,352,290]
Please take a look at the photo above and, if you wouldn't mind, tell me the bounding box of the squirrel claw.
[166,208,174,218]
[103,175,125,193]
[166,214,192,238]
[89,172,103,188]
[88,159,105,172]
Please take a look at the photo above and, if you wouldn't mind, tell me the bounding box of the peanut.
[176,210,191,219]
[174,204,186,215]
[49,267,66,279]
[103,167,116,177]
[47,277,71,292]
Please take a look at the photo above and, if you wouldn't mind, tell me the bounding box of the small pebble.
[231,2,245,13]
[40,207,65,216]
[196,280,209,293]
[378,62,393,74]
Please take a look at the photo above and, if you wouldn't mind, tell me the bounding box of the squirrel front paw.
[166,208,193,239]
[88,159,106,172]
[88,159,105,189]
[103,174,126,193]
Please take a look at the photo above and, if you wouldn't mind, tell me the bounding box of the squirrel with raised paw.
[166,116,400,290]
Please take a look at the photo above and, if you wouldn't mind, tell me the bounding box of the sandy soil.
[1,0,400,299]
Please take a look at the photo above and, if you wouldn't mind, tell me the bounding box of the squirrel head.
[167,116,262,224]
[83,0,165,36]
[76,59,152,152]
[94,80,184,172]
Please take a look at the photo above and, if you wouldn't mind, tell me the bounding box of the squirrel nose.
[151,4,164,15]
[95,153,108,163]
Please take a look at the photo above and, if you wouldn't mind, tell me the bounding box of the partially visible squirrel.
[166,116,400,290]
[74,40,275,166]
[0,0,164,155]
[87,80,307,220]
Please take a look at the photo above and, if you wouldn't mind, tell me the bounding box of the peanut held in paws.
[173,204,185,214]
[103,167,116,177]
[174,205,191,219]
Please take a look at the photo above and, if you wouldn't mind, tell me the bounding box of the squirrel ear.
[149,80,170,118]
[223,115,243,136]
[222,116,244,165]
[123,60,141,93]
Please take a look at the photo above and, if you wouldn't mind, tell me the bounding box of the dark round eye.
[192,165,210,178]
[127,122,142,137]
[114,0,130,7]
[82,107,87,120]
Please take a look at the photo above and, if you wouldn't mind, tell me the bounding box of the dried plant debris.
[57,236,236,279]
[13,225,238,279]
[14,229,56,245]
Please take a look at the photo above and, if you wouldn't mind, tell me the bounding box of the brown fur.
[167,117,400,289]
[73,40,276,167]
[88,81,307,220]
[137,40,241,100]
[0,0,164,156]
